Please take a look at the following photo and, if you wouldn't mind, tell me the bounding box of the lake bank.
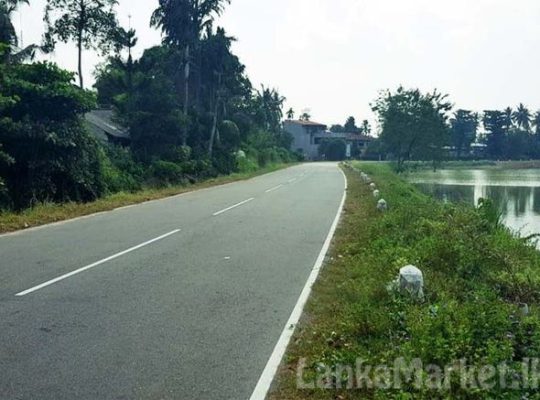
[270,162,540,400]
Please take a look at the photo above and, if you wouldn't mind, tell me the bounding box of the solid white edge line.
[249,166,348,400]
[265,185,284,193]
[15,229,181,297]
[213,198,255,216]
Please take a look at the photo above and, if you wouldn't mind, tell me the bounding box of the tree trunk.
[77,32,83,89]
[208,74,222,157]
[182,44,190,146]
[208,100,219,157]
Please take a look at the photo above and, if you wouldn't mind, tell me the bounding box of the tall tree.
[44,0,119,88]
[373,87,451,171]
[330,124,344,133]
[0,0,37,63]
[286,108,294,120]
[450,110,478,158]
[112,26,137,113]
[200,27,246,156]
[361,119,372,136]
[344,116,359,133]
[299,112,310,122]
[252,85,285,134]
[534,111,540,136]
[151,0,230,146]
[483,110,507,159]
[503,107,514,132]
[513,103,531,132]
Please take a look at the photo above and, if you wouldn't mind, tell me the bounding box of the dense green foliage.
[372,87,451,171]
[0,62,104,209]
[273,163,540,400]
[319,138,346,161]
[369,87,540,167]
[95,2,294,184]
[330,117,371,135]
[482,106,540,160]
[450,109,479,158]
[0,0,294,212]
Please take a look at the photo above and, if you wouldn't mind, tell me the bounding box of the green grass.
[0,163,292,234]
[270,162,540,400]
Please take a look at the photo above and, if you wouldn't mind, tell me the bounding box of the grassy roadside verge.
[270,162,540,400]
[0,163,292,234]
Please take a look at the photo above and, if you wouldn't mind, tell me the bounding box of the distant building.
[85,109,130,146]
[284,120,328,160]
[470,143,488,158]
[283,120,374,160]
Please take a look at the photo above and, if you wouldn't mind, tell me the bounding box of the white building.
[284,120,328,160]
[283,120,373,160]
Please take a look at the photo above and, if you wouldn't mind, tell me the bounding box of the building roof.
[285,119,327,128]
[314,131,374,142]
[85,109,130,140]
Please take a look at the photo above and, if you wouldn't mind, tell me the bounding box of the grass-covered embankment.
[0,163,290,234]
[271,162,540,400]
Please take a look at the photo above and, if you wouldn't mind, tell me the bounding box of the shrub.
[101,145,144,193]
[149,160,184,186]
[0,62,104,210]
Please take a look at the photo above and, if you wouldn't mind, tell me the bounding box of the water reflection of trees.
[416,183,540,237]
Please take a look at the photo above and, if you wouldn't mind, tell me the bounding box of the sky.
[13,0,540,127]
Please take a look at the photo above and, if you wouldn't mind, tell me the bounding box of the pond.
[408,168,540,242]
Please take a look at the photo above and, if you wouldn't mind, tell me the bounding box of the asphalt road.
[0,163,346,400]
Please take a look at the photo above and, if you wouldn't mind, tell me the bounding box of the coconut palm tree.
[503,107,513,132]
[0,0,37,63]
[286,108,294,120]
[151,0,230,145]
[253,85,285,134]
[513,103,532,132]
[534,111,540,136]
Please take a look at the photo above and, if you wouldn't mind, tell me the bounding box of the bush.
[149,160,185,186]
[0,62,104,210]
[319,138,347,161]
[101,145,144,193]
[0,177,10,210]
[237,154,259,173]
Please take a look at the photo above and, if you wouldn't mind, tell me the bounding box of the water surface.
[408,168,540,240]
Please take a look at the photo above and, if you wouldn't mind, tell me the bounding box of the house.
[85,109,130,146]
[283,120,374,160]
[284,120,328,160]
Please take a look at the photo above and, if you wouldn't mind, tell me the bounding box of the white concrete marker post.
[399,265,424,299]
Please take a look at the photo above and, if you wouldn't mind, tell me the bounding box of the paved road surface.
[0,163,346,400]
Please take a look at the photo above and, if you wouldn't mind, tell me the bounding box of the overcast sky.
[13,0,540,126]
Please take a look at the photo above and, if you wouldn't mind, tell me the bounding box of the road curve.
[0,162,346,400]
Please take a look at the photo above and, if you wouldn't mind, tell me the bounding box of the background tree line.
[369,86,540,170]
[0,0,295,211]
